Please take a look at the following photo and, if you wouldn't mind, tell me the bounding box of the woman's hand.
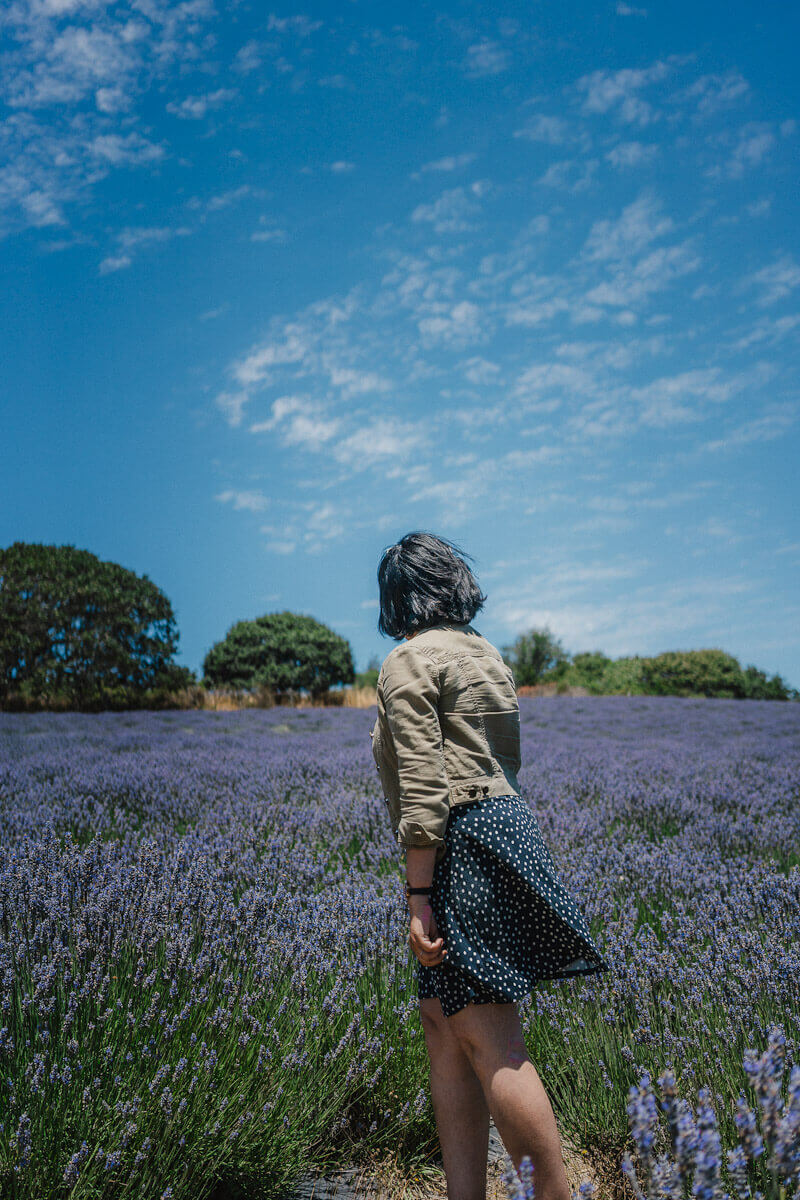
[408,896,447,966]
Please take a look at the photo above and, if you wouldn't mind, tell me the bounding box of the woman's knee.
[448,1002,526,1068]
[419,997,465,1058]
[419,996,449,1040]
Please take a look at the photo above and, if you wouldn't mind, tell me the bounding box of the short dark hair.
[377,531,486,640]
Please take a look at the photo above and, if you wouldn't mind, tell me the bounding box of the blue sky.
[2,1,799,686]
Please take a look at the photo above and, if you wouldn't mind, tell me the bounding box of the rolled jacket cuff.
[396,820,446,849]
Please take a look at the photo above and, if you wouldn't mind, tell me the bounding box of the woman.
[370,531,609,1200]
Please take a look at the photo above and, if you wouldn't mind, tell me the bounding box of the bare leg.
[419,996,490,1200]
[447,1001,570,1200]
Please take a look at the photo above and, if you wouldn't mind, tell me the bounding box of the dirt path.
[283,1122,604,1200]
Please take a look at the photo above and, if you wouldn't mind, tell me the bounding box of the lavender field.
[2,697,799,1199]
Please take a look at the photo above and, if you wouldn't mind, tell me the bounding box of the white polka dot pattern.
[417,793,610,1017]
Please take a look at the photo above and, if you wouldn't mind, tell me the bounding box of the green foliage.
[354,655,380,689]
[501,626,570,685]
[0,541,189,710]
[506,631,798,700]
[640,648,745,698]
[559,653,649,695]
[639,649,798,700]
[570,651,611,681]
[741,663,798,700]
[203,611,355,697]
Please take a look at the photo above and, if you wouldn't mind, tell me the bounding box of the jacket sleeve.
[380,644,451,852]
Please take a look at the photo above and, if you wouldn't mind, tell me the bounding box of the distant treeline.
[500,629,798,701]
[1,542,796,711]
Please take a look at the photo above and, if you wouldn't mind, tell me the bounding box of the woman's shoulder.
[412,622,502,660]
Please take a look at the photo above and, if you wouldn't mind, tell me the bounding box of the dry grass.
[515,684,590,699]
[197,685,378,711]
[340,686,379,708]
[287,1128,608,1200]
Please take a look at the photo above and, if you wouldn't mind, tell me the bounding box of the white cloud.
[233,332,310,386]
[89,132,165,165]
[96,223,190,272]
[0,0,214,237]
[265,14,322,36]
[628,369,735,428]
[418,300,483,347]
[706,122,776,180]
[5,24,136,108]
[537,159,598,192]
[413,153,476,177]
[514,114,571,144]
[582,191,673,261]
[674,70,750,119]
[741,255,800,307]
[585,242,701,308]
[605,141,659,168]
[701,404,797,451]
[216,489,271,511]
[166,88,237,119]
[249,396,340,450]
[98,252,131,274]
[460,357,501,385]
[411,186,481,233]
[490,572,760,656]
[95,86,129,113]
[333,418,428,467]
[463,40,509,78]
[215,392,250,428]
[575,57,687,126]
[327,366,390,396]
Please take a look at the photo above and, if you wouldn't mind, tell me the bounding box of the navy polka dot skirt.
[417,793,610,1018]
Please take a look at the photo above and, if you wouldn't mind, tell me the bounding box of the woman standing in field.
[370,532,608,1200]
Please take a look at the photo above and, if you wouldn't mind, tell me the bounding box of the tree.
[0,541,191,708]
[501,626,570,686]
[202,611,355,697]
[639,648,746,698]
[740,664,797,701]
[354,654,380,689]
[570,651,612,683]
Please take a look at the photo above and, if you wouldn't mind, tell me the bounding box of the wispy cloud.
[742,254,800,306]
[575,56,690,125]
[166,88,237,120]
[216,489,271,512]
[463,40,509,78]
[411,185,482,233]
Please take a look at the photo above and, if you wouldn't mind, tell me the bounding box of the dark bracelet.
[405,884,432,896]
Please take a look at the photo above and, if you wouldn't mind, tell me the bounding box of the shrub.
[640,649,746,698]
[202,611,355,698]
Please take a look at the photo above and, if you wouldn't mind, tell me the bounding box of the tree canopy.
[0,541,192,709]
[202,611,355,697]
[501,626,570,685]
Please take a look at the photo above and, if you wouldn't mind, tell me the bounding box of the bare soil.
[281,1122,606,1200]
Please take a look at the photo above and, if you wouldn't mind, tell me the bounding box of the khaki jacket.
[370,622,521,862]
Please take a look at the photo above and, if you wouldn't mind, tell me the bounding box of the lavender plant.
[502,1026,799,1199]
[0,696,798,1198]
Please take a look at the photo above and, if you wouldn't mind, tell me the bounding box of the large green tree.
[501,625,571,685]
[202,611,355,697]
[0,542,191,708]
